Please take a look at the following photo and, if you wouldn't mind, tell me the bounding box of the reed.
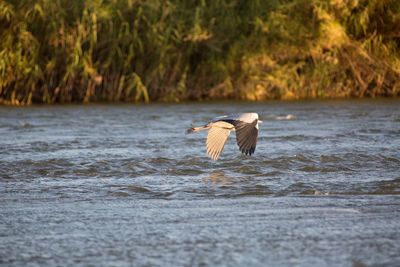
[1,0,399,105]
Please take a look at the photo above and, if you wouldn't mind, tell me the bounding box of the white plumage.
[186,113,261,160]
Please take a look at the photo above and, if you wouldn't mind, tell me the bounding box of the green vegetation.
[1,0,399,105]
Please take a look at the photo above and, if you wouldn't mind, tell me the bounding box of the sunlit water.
[1,100,399,266]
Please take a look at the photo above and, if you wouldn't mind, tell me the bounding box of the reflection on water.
[203,170,236,186]
[0,100,400,266]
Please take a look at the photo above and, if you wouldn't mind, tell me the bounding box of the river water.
[1,100,399,266]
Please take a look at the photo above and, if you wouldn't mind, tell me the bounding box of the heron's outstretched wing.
[206,126,231,161]
[234,119,258,155]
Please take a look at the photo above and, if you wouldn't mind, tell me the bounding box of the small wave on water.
[276,114,297,120]
[260,114,297,121]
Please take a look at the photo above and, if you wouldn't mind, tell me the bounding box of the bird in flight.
[186,113,262,160]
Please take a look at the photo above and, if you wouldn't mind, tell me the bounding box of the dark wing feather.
[233,119,258,155]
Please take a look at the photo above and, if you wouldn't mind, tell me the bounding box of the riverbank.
[1,0,399,105]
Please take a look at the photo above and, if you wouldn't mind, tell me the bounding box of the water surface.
[1,100,399,266]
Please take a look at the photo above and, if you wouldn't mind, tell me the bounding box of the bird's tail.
[186,126,210,134]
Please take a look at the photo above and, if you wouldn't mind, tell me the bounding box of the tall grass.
[1,0,399,105]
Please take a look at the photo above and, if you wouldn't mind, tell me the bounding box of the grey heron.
[186,113,262,160]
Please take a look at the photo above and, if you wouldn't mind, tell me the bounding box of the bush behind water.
[1,0,399,105]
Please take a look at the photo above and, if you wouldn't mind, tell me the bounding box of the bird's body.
[186,113,261,160]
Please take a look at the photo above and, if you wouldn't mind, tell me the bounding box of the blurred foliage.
[0,0,399,105]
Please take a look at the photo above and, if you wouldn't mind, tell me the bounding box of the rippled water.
[1,100,400,266]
